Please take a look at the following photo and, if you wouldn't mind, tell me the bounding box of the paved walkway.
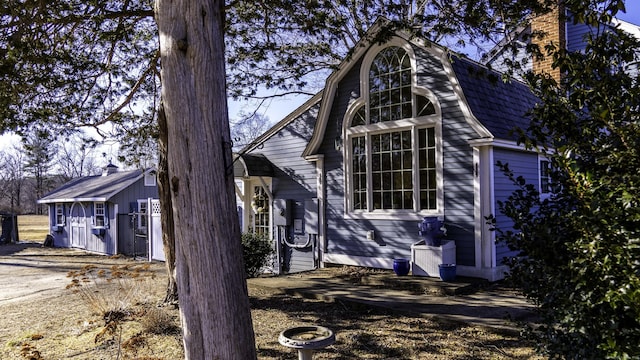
[248,268,537,332]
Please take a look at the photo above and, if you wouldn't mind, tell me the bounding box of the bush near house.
[241,232,273,278]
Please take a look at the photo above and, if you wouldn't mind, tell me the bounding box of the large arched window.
[345,44,442,218]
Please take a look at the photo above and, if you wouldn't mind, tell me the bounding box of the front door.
[69,202,86,249]
[251,185,270,237]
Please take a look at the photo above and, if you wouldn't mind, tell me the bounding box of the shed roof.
[38,168,153,204]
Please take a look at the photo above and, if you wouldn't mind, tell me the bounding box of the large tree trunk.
[157,105,178,303]
[155,1,257,359]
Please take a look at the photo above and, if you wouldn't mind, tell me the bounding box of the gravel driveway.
[0,242,165,304]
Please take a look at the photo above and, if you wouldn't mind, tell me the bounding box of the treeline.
[0,132,107,214]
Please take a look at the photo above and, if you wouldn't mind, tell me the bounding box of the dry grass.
[0,275,543,360]
[0,262,544,359]
[66,263,158,317]
[0,219,544,359]
[17,214,49,242]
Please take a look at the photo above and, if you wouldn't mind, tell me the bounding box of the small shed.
[37,164,158,256]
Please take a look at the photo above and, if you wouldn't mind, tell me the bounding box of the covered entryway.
[233,153,279,272]
[234,153,319,274]
[69,202,87,249]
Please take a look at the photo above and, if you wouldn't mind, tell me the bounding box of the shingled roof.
[38,169,152,204]
[450,55,539,141]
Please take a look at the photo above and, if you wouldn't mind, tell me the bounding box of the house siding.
[110,179,158,256]
[257,105,319,204]
[485,39,531,78]
[320,44,480,267]
[566,16,595,52]
[47,203,70,248]
[419,46,479,267]
[246,103,320,272]
[492,148,539,263]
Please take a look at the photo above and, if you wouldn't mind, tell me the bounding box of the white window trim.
[239,177,273,237]
[538,155,552,200]
[55,203,66,226]
[93,202,107,228]
[249,179,272,236]
[343,39,444,220]
[137,199,148,230]
[144,172,157,187]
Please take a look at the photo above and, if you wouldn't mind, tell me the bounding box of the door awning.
[233,153,275,178]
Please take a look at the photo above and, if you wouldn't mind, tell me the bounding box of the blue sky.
[619,1,640,24]
[2,3,639,153]
[233,3,640,124]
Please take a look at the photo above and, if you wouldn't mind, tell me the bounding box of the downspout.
[472,144,496,277]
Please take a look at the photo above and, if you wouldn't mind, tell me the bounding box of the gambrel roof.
[300,23,539,157]
[38,168,155,203]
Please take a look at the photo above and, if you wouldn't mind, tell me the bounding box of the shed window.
[55,204,65,225]
[345,44,442,218]
[94,202,106,227]
[144,172,156,187]
[138,200,148,230]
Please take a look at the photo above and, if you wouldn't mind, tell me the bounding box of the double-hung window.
[540,160,551,194]
[137,200,148,230]
[94,202,106,227]
[345,44,442,219]
[539,158,559,197]
[55,203,65,226]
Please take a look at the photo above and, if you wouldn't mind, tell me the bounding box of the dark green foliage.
[241,232,273,278]
[0,0,159,138]
[493,4,640,358]
[224,0,557,100]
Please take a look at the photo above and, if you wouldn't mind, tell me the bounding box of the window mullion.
[366,134,373,212]
[412,126,420,212]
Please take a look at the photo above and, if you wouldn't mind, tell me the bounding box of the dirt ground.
[0,242,543,359]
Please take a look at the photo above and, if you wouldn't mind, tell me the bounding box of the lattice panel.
[151,200,161,215]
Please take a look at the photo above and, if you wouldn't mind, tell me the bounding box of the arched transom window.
[345,44,442,218]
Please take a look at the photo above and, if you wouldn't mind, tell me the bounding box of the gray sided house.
[234,25,543,281]
[485,12,640,78]
[38,164,158,256]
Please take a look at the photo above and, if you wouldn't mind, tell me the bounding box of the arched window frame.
[343,40,444,220]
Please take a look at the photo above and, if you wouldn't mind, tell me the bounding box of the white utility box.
[411,240,456,277]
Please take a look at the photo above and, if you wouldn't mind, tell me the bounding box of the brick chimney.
[531,2,566,83]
